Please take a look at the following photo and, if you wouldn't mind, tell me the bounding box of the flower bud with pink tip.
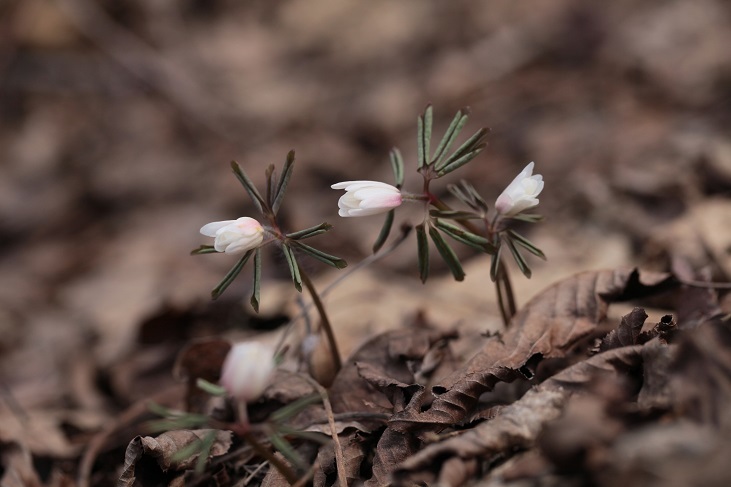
[220,342,276,404]
[331,180,403,217]
[495,162,544,217]
[200,217,265,254]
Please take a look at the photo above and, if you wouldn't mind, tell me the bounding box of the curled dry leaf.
[314,431,366,487]
[172,338,231,413]
[323,319,457,484]
[390,268,674,433]
[329,324,458,420]
[393,346,645,483]
[0,440,42,487]
[118,429,232,486]
[597,307,648,352]
[671,320,731,426]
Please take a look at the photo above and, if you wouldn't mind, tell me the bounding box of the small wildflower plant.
[172,106,547,481]
[192,150,346,307]
[331,105,546,324]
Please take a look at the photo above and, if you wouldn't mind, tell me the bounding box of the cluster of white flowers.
[329,162,543,219]
[201,161,543,421]
[200,164,542,255]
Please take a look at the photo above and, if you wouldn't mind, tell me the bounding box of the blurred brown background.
[1,0,730,478]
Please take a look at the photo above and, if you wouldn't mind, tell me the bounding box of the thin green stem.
[299,267,342,374]
[496,262,517,324]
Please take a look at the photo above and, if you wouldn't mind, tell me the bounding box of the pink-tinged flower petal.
[331,180,402,217]
[495,162,543,217]
[220,342,276,403]
[200,220,237,237]
[200,217,265,254]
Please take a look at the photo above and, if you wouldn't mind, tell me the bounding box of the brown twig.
[302,375,349,487]
[241,431,300,485]
[299,268,342,374]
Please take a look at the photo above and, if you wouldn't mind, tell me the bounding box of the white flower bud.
[220,342,276,403]
[494,162,544,217]
[331,180,403,217]
[200,217,264,254]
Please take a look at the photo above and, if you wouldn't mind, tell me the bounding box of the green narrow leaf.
[429,209,481,220]
[435,127,489,172]
[432,109,469,167]
[446,183,472,208]
[281,244,303,292]
[436,145,487,177]
[429,227,465,281]
[372,209,395,253]
[505,235,532,278]
[145,416,209,433]
[461,180,489,213]
[434,219,496,253]
[277,426,332,445]
[416,224,429,283]
[251,247,262,312]
[290,241,347,269]
[168,429,217,470]
[511,213,544,223]
[272,150,295,215]
[270,393,322,423]
[230,161,266,213]
[147,402,176,417]
[286,222,333,240]
[423,105,433,165]
[265,164,276,208]
[417,114,425,169]
[490,242,502,282]
[389,148,405,187]
[195,431,217,473]
[211,250,254,300]
[270,432,307,471]
[507,230,546,260]
[196,378,227,396]
[191,245,218,255]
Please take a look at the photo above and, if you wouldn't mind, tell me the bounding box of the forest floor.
[1,1,731,485]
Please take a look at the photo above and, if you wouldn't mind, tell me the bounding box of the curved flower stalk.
[494,162,544,217]
[200,217,265,254]
[331,180,403,217]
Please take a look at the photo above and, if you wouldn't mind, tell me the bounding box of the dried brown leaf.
[390,269,674,432]
[0,440,42,487]
[118,429,232,486]
[367,428,421,487]
[172,338,231,413]
[598,307,647,352]
[672,321,731,426]
[393,346,645,484]
[329,325,458,419]
[314,431,365,487]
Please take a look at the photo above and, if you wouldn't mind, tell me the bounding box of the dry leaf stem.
[300,268,342,373]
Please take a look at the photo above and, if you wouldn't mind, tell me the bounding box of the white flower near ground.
[220,342,276,403]
[200,217,265,254]
[495,162,544,217]
[331,180,403,217]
